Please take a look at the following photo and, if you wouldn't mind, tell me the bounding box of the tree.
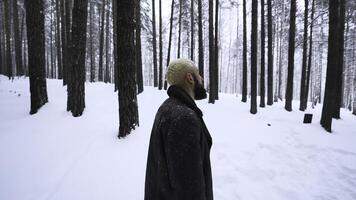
[333,0,345,119]
[151,0,158,87]
[98,0,106,82]
[260,0,265,108]
[305,0,315,110]
[214,0,219,100]
[67,0,88,117]
[250,0,257,114]
[89,3,95,82]
[321,0,342,132]
[4,0,12,78]
[177,0,182,58]
[164,0,175,90]
[105,0,111,83]
[136,0,144,93]
[117,0,139,138]
[13,0,24,76]
[285,0,296,112]
[242,0,247,103]
[197,0,204,80]
[25,0,48,114]
[60,0,67,84]
[299,0,309,111]
[55,0,63,79]
[190,0,194,61]
[208,0,215,104]
[267,0,273,105]
[158,0,163,89]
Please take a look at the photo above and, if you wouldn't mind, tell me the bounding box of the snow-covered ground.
[1,75,356,200]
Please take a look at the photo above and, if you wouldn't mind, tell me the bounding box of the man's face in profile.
[193,73,207,100]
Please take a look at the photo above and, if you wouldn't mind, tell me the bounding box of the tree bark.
[136,0,143,92]
[25,0,48,114]
[208,0,215,104]
[267,0,273,105]
[105,0,110,83]
[197,0,204,81]
[285,0,296,111]
[56,0,63,79]
[177,0,182,58]
[158,0,163,89]
[117,0,139,138]
[190,0,194,61]
[214,0,219,100]
[260,0,265,108]
[250,0,257,114]
[299,0,309,111]
[67,0,88,117]
[13,0,24,76]
[152,0,158,87]
[242,0,247,103]
[89,3,95,82]
[321,0,340,132]
[98,0,105,82]
[4,0,12,78]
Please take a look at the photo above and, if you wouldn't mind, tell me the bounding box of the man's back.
[144,86,213,200]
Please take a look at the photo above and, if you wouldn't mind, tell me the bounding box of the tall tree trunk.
[105,0,110,83]
[158,0,163,89]
[260,0,265,108]
[242,0,247,102]
[190,0,194,61]
[113,0,118,91]
[214,0,219,100]
[152,0,158,87]
[267,0,273,105]
[67,0,88,117]
[299,0,308,111]
[250,0,257,114]
[89,3,95,82]
[25,0,48,114]
[305,0,315,110]
[208,0,215,104]
[98,0,106,82]
[333,0,345,119]
[177,0,182,58]
[197,0,204,81]
[4,0,12,78]
[285,0,296,111]
[13,0,24,76]
[117,0,139,138]
[60,0,67,84]
[164,0,175,90]
[56,0,63,79]
[321,0,340,132]
[0,1,3,75]
[136,0,143,92]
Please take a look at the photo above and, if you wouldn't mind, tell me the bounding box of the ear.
[185,73,194,85]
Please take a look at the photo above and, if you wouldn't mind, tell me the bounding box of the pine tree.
[25,0,48,114]
[197,0,204,80]
[250,0,257,114]
[305,0,315,110]
[321,0,341,132]
[152,0,158,87]
[98,0,106,82]
[285,0,296,112]
[67,0,88,117]
[158,0,163,90]
[299,0,309,111]
[242,0,247,103]
[260,0,266,108]
[208,0,215,104]
[267,0,273,105]
[117,0,139,138]
[13,0,24,76]
[136,0,144,93]
[4,0,12,79]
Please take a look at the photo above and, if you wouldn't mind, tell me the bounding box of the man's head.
[166,58,207,100]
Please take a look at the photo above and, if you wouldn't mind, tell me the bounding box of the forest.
[0,0,355,136]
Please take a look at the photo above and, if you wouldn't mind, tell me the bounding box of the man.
[144,58,213,200]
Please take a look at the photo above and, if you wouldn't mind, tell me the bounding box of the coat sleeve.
[165,113,207,200]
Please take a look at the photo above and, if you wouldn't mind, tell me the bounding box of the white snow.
[1,75,356,200]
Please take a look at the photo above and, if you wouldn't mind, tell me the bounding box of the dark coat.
[144,85,213,200]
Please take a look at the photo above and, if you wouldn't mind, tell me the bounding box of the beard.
[193,75,207,100]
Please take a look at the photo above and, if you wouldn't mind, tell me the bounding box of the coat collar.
[167,85,203,118]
